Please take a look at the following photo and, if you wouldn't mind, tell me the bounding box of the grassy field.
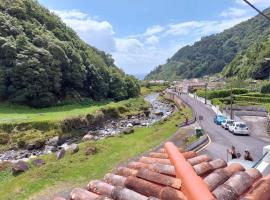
[0,98,145,124]
[0,107,191,200]
[0,85,165,124]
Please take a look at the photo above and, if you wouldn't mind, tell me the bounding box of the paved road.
[179,93,269,162]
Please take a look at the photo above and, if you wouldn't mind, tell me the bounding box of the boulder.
[85,146,97,156]
[127,123,133,127]
[132,120,141,126]
[32,159,46,167]
[12,161,29,175]
[26,143,35,151]
[56,148,66,160]
[33,140,45,149]
[82,134,94,141]
[46,136,59,146]
[70,144,79,154]
[154,111,164,116]
[122,127,134,135]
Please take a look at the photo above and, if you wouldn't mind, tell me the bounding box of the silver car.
[221,119,234,130]
[228,122,249,135]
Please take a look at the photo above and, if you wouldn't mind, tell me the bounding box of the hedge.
[234,96,270,103]
[196,88,248,99]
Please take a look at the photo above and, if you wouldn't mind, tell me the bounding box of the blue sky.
[38,0,269,75]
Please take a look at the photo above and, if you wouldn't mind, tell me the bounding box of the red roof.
[55,142,270,200]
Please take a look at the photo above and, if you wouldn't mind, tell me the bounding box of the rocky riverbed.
[0,93,175,162]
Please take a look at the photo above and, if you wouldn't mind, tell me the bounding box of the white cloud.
[144,25,164,36]
[51,8,256,75]
[165,16,251,37]
[51,9,116,52]
[115,38,144,54]
[145,36,159,46]
[52,9,88,20]
[221,7,248,17]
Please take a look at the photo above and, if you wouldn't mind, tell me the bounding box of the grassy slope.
[0,107,191,200]
[0,98,144,124]
[0,86,164,124]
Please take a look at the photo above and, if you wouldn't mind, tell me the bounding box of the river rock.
[26,143,35,151]
[127,123,133,127]
[12,161,29,175]
[132,120,141,126]
[154,111,164,116]
[35,140,45,149]
[46,136,59,146]
[32,159,46,167]
[70,144,79,154]
[122,127,134,134]
[56,148,65,160]
[85,146,97,156]
[82,134,94,141]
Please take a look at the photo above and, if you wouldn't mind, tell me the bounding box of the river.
[0,93,175,162]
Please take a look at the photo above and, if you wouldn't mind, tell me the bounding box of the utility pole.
[230,82,233,120]
[205,82,207,104]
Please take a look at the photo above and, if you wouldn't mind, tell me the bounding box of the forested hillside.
[0,0,140,108]
[146,7,270,80]
[222,35,270,79]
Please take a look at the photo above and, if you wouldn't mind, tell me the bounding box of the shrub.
[0,133,9,144]
[234,96,270,103]
[197,88,248,99]
[261,83,270,94]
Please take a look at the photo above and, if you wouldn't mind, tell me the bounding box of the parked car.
[221,119,234,130]
[214,115,225,125]
[228,122,249,135]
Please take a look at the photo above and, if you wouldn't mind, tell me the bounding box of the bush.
[261,83,270,94]
[197,88,248,99]
[234,96,270,103]
[0,133,9,144]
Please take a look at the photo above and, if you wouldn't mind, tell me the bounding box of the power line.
[242,0,270,22]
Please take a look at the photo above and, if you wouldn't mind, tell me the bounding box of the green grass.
[0,98,145,124]
[0,107,191,200]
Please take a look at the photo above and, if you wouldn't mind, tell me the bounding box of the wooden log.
[136,168,181,189]
[87,180,114,197]
[104,173,126,187]
[69,188,99,200]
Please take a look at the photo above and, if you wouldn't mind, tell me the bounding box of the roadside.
[180,93,268,162]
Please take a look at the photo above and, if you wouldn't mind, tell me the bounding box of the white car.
[221,119,234,130]
[228,122,249,135]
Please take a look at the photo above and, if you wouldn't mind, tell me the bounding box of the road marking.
[196,133,212,153]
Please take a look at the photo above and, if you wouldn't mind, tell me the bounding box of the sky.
[37,0,270,75]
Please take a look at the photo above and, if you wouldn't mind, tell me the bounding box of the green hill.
[0,0,140,108]
[222,34,270,79]
[145,7,270,80]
